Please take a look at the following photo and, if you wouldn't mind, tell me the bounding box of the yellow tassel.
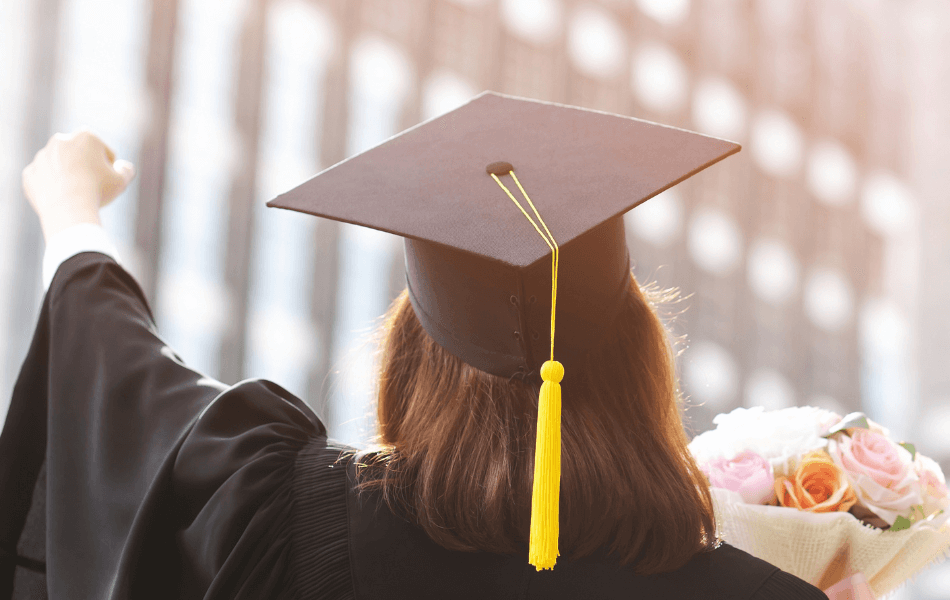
[529,359,563,570]
[490,169,563,570]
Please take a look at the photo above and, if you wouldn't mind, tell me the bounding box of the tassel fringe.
[529,360,564,570]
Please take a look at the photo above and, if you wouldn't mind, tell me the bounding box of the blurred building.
[1,3,949,594]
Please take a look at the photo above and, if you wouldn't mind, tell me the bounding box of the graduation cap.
[266,91,740,570]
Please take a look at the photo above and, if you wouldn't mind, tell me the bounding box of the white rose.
[688,406,841,478]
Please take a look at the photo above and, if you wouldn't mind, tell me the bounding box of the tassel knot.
[540,360,564,383]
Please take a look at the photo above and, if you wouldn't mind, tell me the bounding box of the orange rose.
[775,450,857,513]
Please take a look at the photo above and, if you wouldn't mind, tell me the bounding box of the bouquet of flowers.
[689,406,950,598]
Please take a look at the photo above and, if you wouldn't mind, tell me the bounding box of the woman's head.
[354,272,717,574]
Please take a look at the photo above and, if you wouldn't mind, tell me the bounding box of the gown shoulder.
[751,569,830,600]
[316,447,830,600]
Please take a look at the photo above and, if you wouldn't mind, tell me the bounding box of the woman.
[3,112,828,597]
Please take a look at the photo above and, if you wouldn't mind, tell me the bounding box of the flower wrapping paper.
[709,471,950,598]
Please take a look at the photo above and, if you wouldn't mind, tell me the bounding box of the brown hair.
[353,273,717,574]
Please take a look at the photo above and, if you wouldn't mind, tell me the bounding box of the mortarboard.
[266,91,740,570]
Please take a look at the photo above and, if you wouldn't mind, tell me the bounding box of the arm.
[1,129,137,594]
[12,130,328,598]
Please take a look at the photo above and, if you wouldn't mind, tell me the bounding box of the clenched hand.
[22,128,135,242]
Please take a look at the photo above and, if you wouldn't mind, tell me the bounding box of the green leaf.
[890,515,912,532]
[823,412,870,437]
[898,442,916,460]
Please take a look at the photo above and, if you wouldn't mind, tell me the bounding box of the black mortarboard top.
[266,90,740,570]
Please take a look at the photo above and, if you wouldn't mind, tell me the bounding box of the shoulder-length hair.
[352,272,717,574]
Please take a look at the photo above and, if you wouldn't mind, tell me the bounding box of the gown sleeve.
[8,251,331,599]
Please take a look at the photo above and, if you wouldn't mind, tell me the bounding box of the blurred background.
[1,0,948,596]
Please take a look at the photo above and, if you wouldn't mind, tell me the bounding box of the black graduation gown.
[0,252,829,599]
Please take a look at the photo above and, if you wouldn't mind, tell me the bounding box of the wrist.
[40,208,101,242]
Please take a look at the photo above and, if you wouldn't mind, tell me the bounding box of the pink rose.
[702,450,776,505]
[827,429,921,526]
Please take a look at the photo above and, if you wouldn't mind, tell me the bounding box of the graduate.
[1,93,829,598]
